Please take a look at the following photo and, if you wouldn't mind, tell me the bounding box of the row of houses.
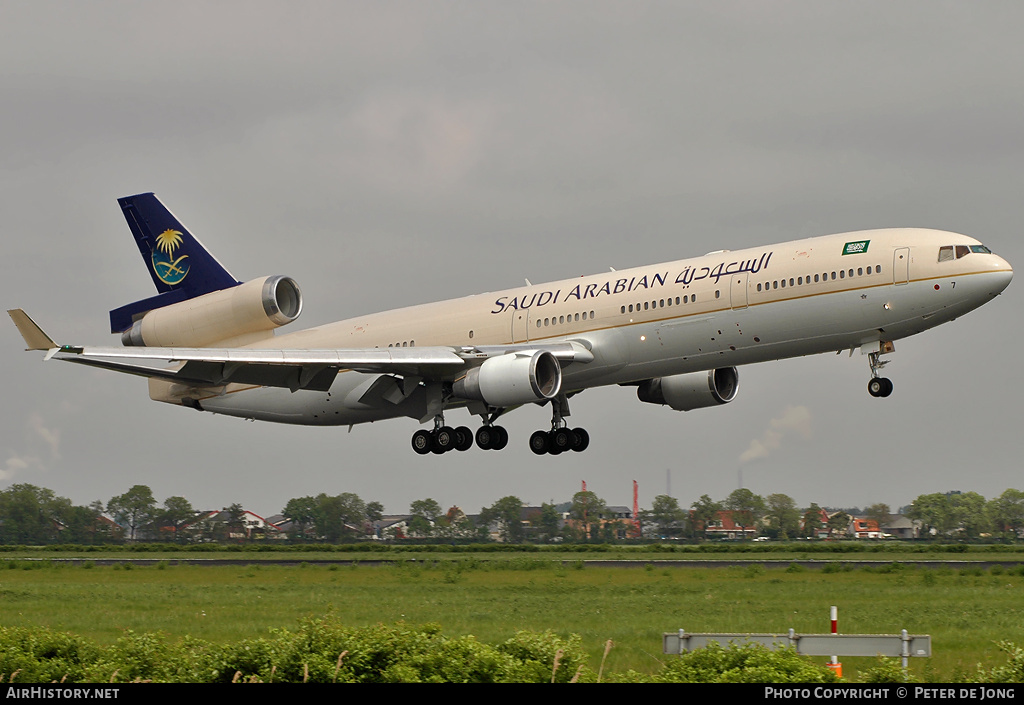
[701,509,920,541]
[114,504,919,542]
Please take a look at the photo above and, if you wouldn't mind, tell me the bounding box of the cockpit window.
[941,244,993,262]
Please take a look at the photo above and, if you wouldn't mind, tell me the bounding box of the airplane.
[8,193,1014,456]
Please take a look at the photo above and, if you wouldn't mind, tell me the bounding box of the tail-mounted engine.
[637,367,739,411]
[121,275,302,347]
[453,350,562,407]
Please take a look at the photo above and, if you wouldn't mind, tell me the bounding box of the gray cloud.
[2,2,1021,515]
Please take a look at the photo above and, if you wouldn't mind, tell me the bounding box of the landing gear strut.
[866,342,895,398]
[529,394,590,455]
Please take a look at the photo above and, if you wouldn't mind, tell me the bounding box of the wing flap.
[467,341,595,364]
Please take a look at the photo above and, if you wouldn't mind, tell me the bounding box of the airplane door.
[730,272,749,310]
[511,309,530,343]
[894,248,910,285]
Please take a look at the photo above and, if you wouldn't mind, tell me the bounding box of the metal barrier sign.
[664,629,930,663]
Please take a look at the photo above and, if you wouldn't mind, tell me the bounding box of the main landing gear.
[409,396,591,455]
[528,427,590,455]
[866,343,895,398]
[528,393,590,456]
[411,419,474,455]
[411,412,507,455]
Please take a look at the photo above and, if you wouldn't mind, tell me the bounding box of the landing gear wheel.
[492,426,509,450]
[412,429,433,455]
[454,426,474,451]
[868,378,893,398]
[431,426,456,454]
[549,428,572,455]
[529,430,550,455]
[570,428,590,452]
[476,426,496,450]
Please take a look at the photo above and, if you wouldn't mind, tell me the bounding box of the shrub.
[252,618,570,683]
[0,626,99,683]
[971,642,1024,683]
[79,630,220,683]
[860,656,917,683]
[615,642,841,683]
[497,630,590,683]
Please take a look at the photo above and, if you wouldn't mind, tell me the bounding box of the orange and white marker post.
[827,605,843,678]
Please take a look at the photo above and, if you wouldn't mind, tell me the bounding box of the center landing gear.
[475,424,509,451]
[866,342,895,398]
[475,408,509,450]
[529,394,590,456]
[411,416,474,455]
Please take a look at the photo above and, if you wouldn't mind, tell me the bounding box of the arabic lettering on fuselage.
[489,251,772,314]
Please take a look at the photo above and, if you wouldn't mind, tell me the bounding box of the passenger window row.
[532,258,892,332]
[756,265,882,292]
[537,311,596,328]
[620,295,696,316]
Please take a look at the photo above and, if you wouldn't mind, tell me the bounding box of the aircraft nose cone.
[989,257,1013,295]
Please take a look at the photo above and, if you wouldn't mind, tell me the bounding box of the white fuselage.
[194,228,1012,425]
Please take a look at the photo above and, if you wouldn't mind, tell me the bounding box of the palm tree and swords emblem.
[151,229,190,285]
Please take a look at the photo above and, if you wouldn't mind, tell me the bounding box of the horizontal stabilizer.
[7,309,57,352]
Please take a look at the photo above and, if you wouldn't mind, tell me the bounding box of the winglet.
[7,309,58,352]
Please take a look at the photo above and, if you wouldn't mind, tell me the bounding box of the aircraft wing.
[8,309,593,393]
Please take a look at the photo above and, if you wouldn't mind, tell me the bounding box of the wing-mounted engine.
[452,350,562,407]
[637,367,739,411]
[121,275,302,347]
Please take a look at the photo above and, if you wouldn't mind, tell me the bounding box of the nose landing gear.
[866,342,895,398]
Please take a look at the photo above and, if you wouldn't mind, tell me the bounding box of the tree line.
[0,481,1021,544]
[644,488,1024,540]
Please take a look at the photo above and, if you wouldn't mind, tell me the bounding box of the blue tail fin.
[109,193,241,333]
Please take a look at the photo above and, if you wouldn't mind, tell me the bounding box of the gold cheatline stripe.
[191,268,1006,396]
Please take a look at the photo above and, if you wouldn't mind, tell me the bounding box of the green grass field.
[1,557,1021,681]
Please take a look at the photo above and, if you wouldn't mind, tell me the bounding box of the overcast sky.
[2,2,1021,519]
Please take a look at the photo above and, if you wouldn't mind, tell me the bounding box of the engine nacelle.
[121,275,302,347]
[453,350,562,407]
[637,367,739,411]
